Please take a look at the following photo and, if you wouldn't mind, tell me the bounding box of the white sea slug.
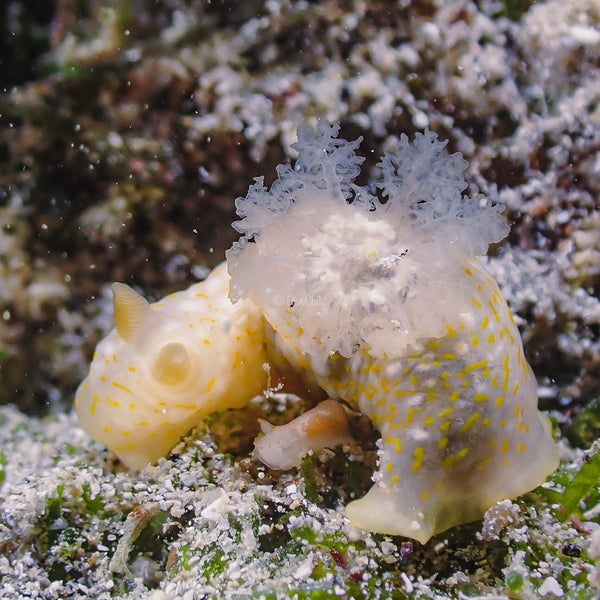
[254,399,353,470]
[75,262,269,470]
[226,122,559,543]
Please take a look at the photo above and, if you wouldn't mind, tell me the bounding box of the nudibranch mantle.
[227,121,559,543]
[75,262,269,470]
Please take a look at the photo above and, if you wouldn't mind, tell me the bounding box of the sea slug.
[254,399,353,470]
[75,262,269,470]
[227,121,559,543]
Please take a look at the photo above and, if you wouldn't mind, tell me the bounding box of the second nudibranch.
[75,262,269,470]
[254,399,353,470]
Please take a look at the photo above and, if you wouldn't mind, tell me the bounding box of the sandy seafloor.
[1,0,600,598]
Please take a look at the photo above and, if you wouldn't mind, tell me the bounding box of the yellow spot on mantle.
[460,360,488,376]
[385,436,403,453]
[206,377,216,393]
[503,354,511,393]
[112,382,133,394]
[412,447,425,472]
[489,301,500,323]
[443,448,469,470]
[462,413,481,432]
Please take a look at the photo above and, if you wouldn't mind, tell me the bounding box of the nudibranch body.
[75,262,269,470]
[227,122,559,543]
[254,399,353,470]
[341,256,558,542]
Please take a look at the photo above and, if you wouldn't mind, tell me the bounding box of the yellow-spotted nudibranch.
[226,121,559,543]
[75,262,269,470]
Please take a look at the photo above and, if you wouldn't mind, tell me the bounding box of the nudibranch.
[75,262,269,470]
[227,122,559,543]
[254,399,353,470]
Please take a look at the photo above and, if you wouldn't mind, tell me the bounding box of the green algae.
[43,480,65,527]
[1,405,597,599]
[0,451,6,488]
[566,397,600,449]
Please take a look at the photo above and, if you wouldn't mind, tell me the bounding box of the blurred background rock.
[0,0,598,428]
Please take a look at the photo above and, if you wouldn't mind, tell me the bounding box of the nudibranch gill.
[227,122,559,543]
[75,262,269,470]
